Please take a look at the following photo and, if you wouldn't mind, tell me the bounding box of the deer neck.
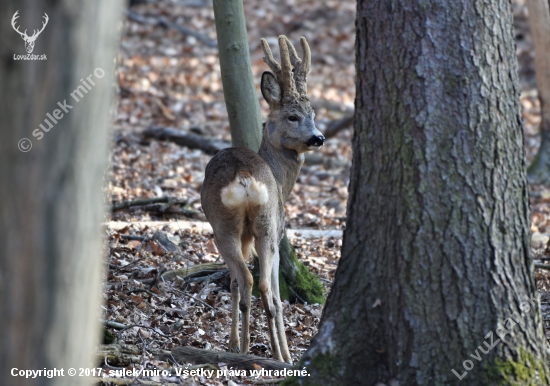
[258,129,304,201]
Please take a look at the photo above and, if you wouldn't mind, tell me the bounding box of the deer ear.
[261,72,281,105]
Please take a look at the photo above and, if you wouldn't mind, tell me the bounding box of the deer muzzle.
[306,134,325,148]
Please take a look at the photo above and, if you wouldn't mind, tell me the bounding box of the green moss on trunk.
[252,235,324,304]
[485,349,549,385]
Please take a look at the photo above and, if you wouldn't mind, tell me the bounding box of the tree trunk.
[526,0,550,184]
[211,2,323,304]
[0,1,122,385]
[286,0,549,385]
[213,0,262,151]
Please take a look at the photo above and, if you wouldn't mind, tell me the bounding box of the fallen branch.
[112,196,204,220]
[140,204,205,220]
[143,126,229,155]
[127,11,217,47]
[102,320,128,330]
[120,234,145,241]
[96,344,142,366]
[161,262,226,281]
[112,196,187,211]
[156,347,292,371]
[535,263,550,270]
[186,268,229,283]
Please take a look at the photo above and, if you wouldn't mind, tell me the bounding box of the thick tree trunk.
[526,0,550,184]
[0,1,122,385]
[288,0,549,385]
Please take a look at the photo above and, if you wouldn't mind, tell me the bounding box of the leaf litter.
[101,0,550,384]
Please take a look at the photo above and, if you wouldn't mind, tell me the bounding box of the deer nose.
[306,135,325,147]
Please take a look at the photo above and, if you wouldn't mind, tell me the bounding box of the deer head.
[11,11,49,54]
[260,36,324,155]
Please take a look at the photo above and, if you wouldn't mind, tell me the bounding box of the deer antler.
[11,11,28,39]
[260,38,281,79]
[261,35,309,104]
[288,37,310,95]
[29,13,49,40]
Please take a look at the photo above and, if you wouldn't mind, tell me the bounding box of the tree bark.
[212,0,262,150]
[526,0,550,184]
[288,0,549,385]
[0,1,122,385]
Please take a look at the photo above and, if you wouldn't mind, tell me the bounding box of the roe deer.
[200,36,324,363]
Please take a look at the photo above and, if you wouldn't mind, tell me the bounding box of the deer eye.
[288,116,299,122]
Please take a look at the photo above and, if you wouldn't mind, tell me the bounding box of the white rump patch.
[221,173,269,209]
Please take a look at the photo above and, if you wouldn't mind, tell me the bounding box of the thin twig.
[126,288,157,297]
[171,287,215,310]
[288,286,307,304]
[113,257,145,274]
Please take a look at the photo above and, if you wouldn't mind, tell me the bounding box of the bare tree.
[284,0,550,384]
[0,1,123,385]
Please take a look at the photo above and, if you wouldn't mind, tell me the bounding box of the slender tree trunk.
[0,1,122,385]
[213,0,262,151]
[526,0,550,184]
[212,1,323,304]
[287,0,549,385]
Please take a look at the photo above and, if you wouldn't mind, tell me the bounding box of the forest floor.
[100,0,550,384]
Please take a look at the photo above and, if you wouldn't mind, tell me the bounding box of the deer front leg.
[255,235,283,362]
[270,254,291,363]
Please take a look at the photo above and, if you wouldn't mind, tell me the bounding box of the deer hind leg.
[270,252,291,363]
[229,274,240,352]
[255,233,283,362]
[238,227,254,354]
[215,233,253,354]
